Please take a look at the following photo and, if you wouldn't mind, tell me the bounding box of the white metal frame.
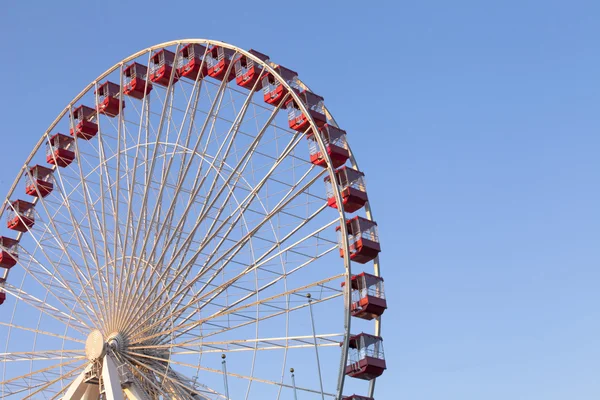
[0,39,382,399]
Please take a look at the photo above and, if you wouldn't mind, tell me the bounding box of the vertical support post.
[307,293,326,400]
[62,366,93,400]
[290,368,298,400]
[81,384,100,400]
[221,353,230,399]
[102,354,125,400]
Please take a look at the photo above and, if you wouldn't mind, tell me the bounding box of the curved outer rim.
[0,39,382,399]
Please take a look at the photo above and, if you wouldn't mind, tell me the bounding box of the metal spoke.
[121,56,242,324]
[2,283,89,333]
[130,333,343,353]
[22,364,85,399]
[0,40,376,400]
[121,92,294,334]
[128,351,337,397]
[0,322,83,344]
[0,349,84,363]
[36,142,113,329]
[112,51,154,329]
[125,133,318,336]
[21,167,106,331]
[133,272,343,344]
[0,358,82,390]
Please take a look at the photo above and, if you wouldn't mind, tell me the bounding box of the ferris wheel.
[0,39,387,400]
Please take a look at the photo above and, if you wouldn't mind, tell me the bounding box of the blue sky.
[1,1,599,399]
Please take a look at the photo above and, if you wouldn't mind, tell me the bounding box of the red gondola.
[234,49,270,90]
[46,133,75,167]
[342,273,387,320]
[96,81,124,117]
[285,89,327,132]
[0,237,18,270]
[307,124,350,168]
[261,65,298,107]
[206,46,237,82]
[70,106,98,140]
[25,165,54,198]
[336,216,380,264]
[124,63,153,99]
[150,49,179,86]
[7,200,35,233]
[325,167,368,213]
[178,43,208,81]
[345,333,386,380]
[0,291,5,305]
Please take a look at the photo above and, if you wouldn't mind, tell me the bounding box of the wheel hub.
[85,330,130,361]
[107,331,127,353]
[85,330,106,361]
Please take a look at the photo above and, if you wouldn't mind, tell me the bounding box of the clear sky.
[1,1,599,399]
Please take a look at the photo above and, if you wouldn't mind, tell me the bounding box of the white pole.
[102,354,125,400]
[307,293,326,400]
[62,366,92,400]
[221,353,230,399]
[290,368,299,400]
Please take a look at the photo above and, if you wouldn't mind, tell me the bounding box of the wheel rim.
[0,40,382,399]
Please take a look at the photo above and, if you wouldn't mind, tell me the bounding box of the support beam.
[62,365,93,400]
[102,354,125,400]
[123,385,149,400]
[82,384,100,400]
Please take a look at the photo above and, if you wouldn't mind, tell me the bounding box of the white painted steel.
[0,39,382,399]
[62,367,92,400]
[102,354,125,400]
